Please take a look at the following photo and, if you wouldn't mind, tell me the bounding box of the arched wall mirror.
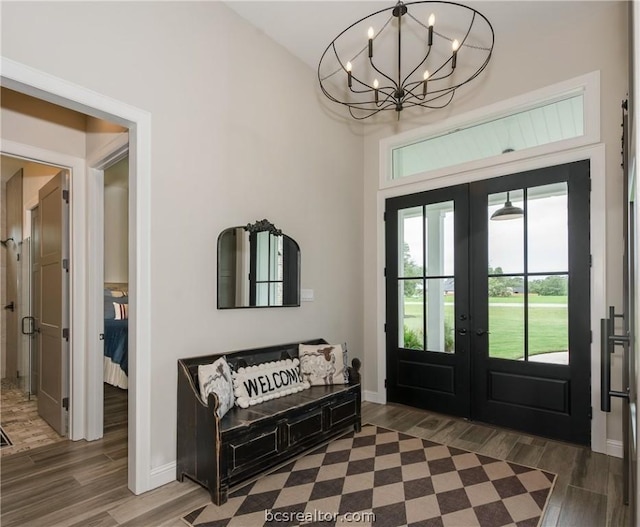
[217,220,300,308]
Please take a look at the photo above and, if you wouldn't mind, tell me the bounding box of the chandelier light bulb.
[428,13,435,26]
[451,39,460,69]
[346,61,352,87]
[373,79,379,89]
[368,27,374,57]
[423,70,430,80]
[422,70,429,95]
[346,61,352,72]
[368,27,374,39]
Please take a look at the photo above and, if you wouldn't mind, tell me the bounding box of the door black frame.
[469,160,591,444]
[385,183,471,417]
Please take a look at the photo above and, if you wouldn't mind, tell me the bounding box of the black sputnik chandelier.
[318,1,494,120]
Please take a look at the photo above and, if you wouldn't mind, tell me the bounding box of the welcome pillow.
[198,357,235,419]
[299,343,348,385]
[233,358,309,408]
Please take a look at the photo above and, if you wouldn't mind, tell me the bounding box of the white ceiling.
[225,1,597,73]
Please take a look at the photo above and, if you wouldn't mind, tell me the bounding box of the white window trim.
[375,72,607,455]
[379,71,601,190]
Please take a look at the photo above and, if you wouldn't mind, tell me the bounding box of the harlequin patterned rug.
[183,425,556,527]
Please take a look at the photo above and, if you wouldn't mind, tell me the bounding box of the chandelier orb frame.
[317,1,495,120]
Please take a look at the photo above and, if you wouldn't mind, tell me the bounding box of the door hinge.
[16,253,20,262]
[62,328,69,341]
[589,255,592,267]
[384,268,387,277]
[384,323,387,333]
[383,212,387,221]
[62,189,69,204]
[588,406,593,419]
[62,397,69,410]
[384,379,388,388]
[590,330,593,343]
[63,259,69,272]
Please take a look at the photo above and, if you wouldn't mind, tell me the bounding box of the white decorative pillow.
[299,344,347,386]
[198,357,235,419]
[232,358,309,409]
[113,302,129,320]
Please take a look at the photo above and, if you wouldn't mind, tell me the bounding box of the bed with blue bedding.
[104,287,129,389]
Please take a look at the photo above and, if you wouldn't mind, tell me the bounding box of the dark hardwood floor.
[0,389,630,526]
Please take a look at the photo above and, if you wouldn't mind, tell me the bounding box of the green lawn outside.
[402,296,568,360]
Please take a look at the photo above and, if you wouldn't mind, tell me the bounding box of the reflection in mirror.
[217,221,300,308]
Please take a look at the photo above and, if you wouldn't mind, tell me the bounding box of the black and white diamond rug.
[0,426,13,448]
[183,425,556,527]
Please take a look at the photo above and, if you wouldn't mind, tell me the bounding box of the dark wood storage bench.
[176,339,362,505]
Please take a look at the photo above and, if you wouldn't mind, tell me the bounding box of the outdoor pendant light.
[490,192,524,221]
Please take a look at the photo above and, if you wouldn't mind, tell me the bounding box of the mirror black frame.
[217,219,301,309]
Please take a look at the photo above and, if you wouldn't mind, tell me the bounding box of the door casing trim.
[374,143,607,454]
[1,56,154,493]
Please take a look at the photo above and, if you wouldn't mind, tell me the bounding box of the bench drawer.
[227,424,279,474]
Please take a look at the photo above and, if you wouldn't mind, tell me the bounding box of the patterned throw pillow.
[299,343,348,385]
[113,302,129,320]
[198,357,235,419]
[232,358,309,409]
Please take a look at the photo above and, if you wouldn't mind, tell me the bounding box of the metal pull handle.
[476,329,489,336]
[3,301,15,312]
[457,328,467,336]
[21,316,35,335]
[601,306,631,413]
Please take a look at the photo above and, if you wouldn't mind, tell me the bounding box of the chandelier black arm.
[368,56,399,90]
[400,46,433,88]
[403,90,456,109]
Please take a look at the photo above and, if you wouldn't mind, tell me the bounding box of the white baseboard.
[148,461,176,490]
[606,439,623,459]
[363,390,385,404]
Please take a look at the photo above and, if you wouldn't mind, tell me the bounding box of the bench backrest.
[178,338,328,389]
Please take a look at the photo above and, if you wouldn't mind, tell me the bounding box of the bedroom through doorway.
[102,155,129,435]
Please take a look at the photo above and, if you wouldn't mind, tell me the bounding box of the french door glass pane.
[424,201,454,276]
[488,189,524,274]
[270,283,283,306]
[528,183,568,273]
[489,276,524,360]
[256,232,269,281]
[425,278,455,353]
[270,235,283,280]
[400,279,423,350]
[399,207,423,278]
[256,283,268,306]
[528,275,569,364]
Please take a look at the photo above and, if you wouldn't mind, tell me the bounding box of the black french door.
[385,160,591,444]
[385,184,471,417]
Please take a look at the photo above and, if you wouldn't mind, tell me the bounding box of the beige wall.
[1,1,364,471]
[361,2,628,441]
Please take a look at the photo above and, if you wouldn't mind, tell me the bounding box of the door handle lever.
[476,329,490,336]
[3,301,15,312]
